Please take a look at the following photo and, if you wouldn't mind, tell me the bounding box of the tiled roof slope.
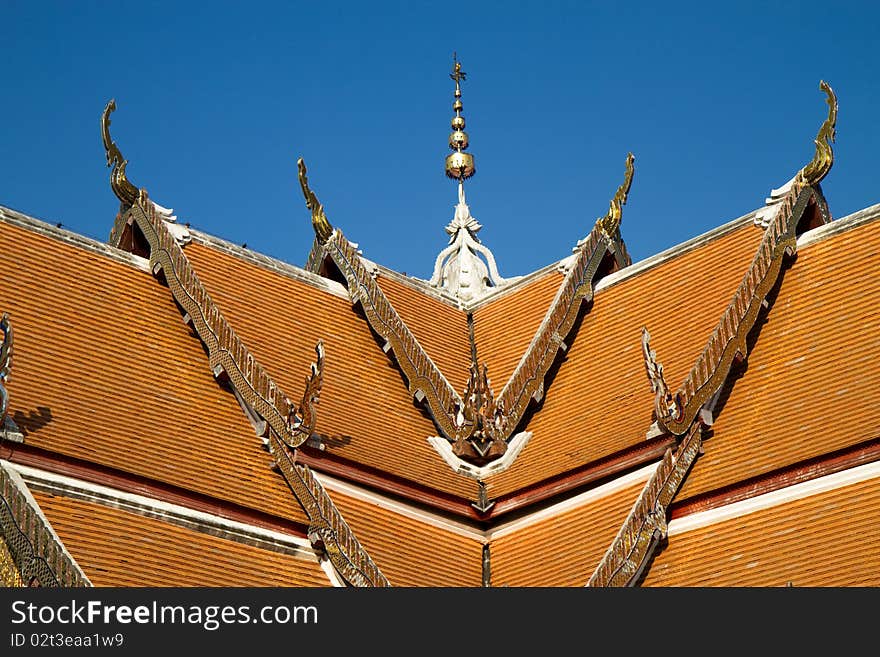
[30,490,330,586]
[374,272,472,393]
[182,237,480,502]
[488,469,653,587]
[471,267,564,394]
[179,213,763,510]
[0,209,309,527]
[314,477,484,586]
[643,464,880,586]
[676,210,880,503]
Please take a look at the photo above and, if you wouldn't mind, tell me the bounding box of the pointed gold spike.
[800,80,837,186]
[596,152,635,237]
[101,99,140,207]
[296,158,334,243]
[445,53,475,181]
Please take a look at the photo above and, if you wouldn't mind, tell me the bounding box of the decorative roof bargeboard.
[102,103,389,586]
[297,159,465,440]
[648,82,836,436]
[587,422,703,587]
[496,153,634,427]
[101,100,139,210]
[1,463,91,587]
[127,198,315,449]
[587,82,838,588]
[267,433,390,587]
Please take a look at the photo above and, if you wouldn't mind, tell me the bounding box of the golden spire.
[445,53,475,181]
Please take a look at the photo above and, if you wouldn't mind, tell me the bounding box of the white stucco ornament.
[429,183,506,304]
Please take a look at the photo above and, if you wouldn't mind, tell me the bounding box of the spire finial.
[445,53,475,182]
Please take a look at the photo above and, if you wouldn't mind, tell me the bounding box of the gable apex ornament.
[429,183,507,304]
[799,80,837,186]
[297,158,334,243]
[596,152,635,238]
[101,99,140,209]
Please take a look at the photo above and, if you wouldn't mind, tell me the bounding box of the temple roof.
[2,76,879,588]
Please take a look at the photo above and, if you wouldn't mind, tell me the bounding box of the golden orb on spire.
[445,53,475,181]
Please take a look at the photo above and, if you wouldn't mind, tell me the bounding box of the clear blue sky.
[1,1,877,279]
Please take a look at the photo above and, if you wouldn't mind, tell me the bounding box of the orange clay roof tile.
[0,219,309,525]
[315,481,484,586]
[374,274,472,393]
[643,473,880,586]
[489,476,649,587]
[30,490,330,586]
[472,269,565,392]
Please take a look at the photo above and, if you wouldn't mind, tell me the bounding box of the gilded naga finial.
[290,340,325,439]
[445,52,475,182]
[799,80,838,186]
[101,99,140,207]
[297,158,334,243]
[641,327,680,426]
[0,313,13,426]
[596,152,635,237]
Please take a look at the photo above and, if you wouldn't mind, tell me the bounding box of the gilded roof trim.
[123,195,387,587]
[591,83,839,586]
[97,140,386,585]
[653,82,836,435]
[655,183,827,435]
[0,462,90,587]
[587,423,703,587]
[295,161,466,442]
[101,100,140,211]
[496,154,634,432]
[268,433,390,587]
[292,154,636,465]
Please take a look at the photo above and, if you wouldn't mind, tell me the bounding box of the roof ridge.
[12,463,318,560]
[189,229,349,300]
[316,227,464,433]
[796,200,880,248]
[650,183,830,436]
[590,81,841,586]
[495,216,630,437]
[0,204,150,272]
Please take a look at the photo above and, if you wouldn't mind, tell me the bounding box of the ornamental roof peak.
[430,56,509,304]
[429,181,507,304]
